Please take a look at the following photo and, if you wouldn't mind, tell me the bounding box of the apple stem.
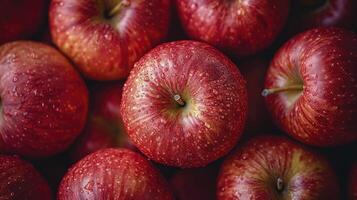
[276,177,284,192]
[108,1,130,17]
[174,94,186,107]
[261,84,303,97]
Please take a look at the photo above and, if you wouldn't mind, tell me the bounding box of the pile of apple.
[0,0,356,199]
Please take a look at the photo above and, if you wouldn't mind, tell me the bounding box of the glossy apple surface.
[121,41,247,168]
[0,41,88,157]
[50,0,170,80]
[0,0,46,45]
[0,155,52,199]
[288,0,357,34]
[175,0,290,56]
[217,136,340,200]
[263,27,357,146]
[58,148,174,200]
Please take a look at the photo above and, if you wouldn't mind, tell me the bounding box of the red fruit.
[350,162,357,200]
[169,164,219,200]
[263,27,357,146]
[0,41,88,157]
[58,148,174,200]
[121,40,248,168]
[50,0,170,80]
[0,0,46,44]
[175,0,290,56]
[0,155,52,199]
[288,0,357,34]
[70,83,134,162]
[217,136,340,200]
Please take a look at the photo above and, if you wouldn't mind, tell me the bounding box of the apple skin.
[58,148,174,200]
[264,27,357,146]
[175,0,290,57]
[239,58,275,135]
[0,155,52,199]
[288,0,357,35]
[50,0,170,80]
[121,40,248,168]
[169,163,219,200]
[0,0,47,45]
[0,41,88,157]
[69,82,135,162]
[217,135,340,200]
[349,162,357,200]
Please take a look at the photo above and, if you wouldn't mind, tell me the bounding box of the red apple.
[0,155,52,199]
[175,0,290,57]
[217,135,340,200]
[0,41,88,157]
[240,58,275,135]
[50,0,170,80]
[69,83,134,162]
[288,0,357,35]
[0,0,47,44]
[58,148,174,200]
[349,162,357,200]
[263,27,357,146]
[121,40,248,168]
[169,163,219,200]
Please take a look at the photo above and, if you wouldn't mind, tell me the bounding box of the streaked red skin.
[0,41,88,157]
[217,136,340,200]
[288,0,357,35]
[0,0,46,45]
[50,0,170,80]
[0,155,52,199]
[58,148,174,200]
[121,41,248,168]
[240,58,275,135]
[350,162,357,200]
[175,0,290,57]
[169,163,219,200]
[265,27,357,146]
[70,83,134,162]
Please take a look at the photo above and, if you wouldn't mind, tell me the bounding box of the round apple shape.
[349,162,357,200]
[58,148,174,200]
[217,135,340,200]
[121,40,248,168]
[0,0,46,45]
[50,0,170,80]
[288,0,357,34]
[175,0,290,56]
[263,27,357,146]
[0,155,52,199]
[0,41,88,157]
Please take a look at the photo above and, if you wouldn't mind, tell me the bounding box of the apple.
[58,148,174,200]
[0,0,47,45]
[175,0,290,57]
[0,155,52,199]
[263,27,357,146]
[169,163,219,200]
[50,0,170,80]
[349,162,357,200]
[121,40,248,168]
[287,0,357,35]
[0,41,88,157]
[239,58,275,135]
[69,82,134,162]
[217,135,340,200]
